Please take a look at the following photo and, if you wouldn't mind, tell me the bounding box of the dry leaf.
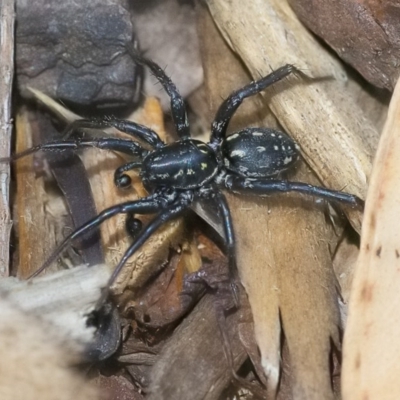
[342,76,400,399]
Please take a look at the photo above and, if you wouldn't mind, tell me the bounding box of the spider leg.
[212,190,237,274]
[205,188,240,305]
[125,46,190,140]
[28,196,162,279]
[210,64,298,146]
[224,174,364,209]
[1,138,149,163]
[63,118,164,148]
[107,192,194,286]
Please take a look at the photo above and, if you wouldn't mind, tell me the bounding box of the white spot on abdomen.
[157,173,170,180]
[227,133,239,141]
[230,149,246,158]
[283,156,292,165]
[173,170,184,179]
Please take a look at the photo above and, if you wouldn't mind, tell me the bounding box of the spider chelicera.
[8,46,364,290]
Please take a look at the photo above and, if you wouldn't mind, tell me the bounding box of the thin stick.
[0,0,15,278]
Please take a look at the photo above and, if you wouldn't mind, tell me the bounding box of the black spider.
[8,47,364,290]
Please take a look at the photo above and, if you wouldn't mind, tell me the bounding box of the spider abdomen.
[141,139,219,189]
[222,127,300,178]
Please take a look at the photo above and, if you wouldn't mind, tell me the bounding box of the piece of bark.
[289,0,400,91]
[206,0,379,233]
[0,0,14,278]
[342,76,400,399]
[15,109,65,278]
[147,293,250,400]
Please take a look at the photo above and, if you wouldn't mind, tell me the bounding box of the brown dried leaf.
[147,294,249,400]
[342,77,400,399]
[129,253,201,329]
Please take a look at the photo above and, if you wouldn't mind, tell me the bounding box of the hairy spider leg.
[28,196,162,279]
[62,118,164,148]
[210,64,299,146]
[126,46,190,140]
[224,175,365,209]
[0,138,149,163]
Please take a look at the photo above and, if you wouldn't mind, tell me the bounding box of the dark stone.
[16,0,141,108]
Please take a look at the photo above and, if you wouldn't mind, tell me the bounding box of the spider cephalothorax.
[8,46,363,287]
